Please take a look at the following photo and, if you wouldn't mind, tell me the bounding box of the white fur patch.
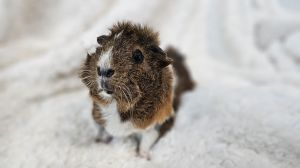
[100,101,139,137]
[99,90,112,99]
[98,47,113,69]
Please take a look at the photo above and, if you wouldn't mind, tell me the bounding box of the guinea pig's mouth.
[99,80,114,95]
[103,89,113,95]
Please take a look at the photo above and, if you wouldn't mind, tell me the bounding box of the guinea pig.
[79,21,194,159]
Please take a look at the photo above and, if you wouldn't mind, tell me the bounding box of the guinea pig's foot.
[95,135,113,144]
[136,150,151,161]
[95,125,113,143]
[95,130,113,144]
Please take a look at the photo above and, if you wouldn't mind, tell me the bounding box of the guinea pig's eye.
[97,67,101,76]
[132,49,144,64]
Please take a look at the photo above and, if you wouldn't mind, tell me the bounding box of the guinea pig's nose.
[105,69,114,78]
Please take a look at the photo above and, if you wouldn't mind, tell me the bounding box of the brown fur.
[156,47,195,139]
[166,47,195,111]
[92,102,106,126]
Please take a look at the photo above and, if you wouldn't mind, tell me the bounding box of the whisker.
[81,76,93,80]
[120,86,130,103]
[118,83,134,118]
[80,70,93,73]
[117,85,126,103]
[122,84,133,102]
[118,84,130,101]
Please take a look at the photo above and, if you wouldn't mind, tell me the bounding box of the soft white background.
[0,0,300,167]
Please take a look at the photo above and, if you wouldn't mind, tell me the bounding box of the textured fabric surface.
[0,0,300,167]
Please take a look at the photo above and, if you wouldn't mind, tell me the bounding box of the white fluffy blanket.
[0,0,300,167]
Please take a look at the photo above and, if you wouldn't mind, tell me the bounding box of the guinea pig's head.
[80,22,172,104]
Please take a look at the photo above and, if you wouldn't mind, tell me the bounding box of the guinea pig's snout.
[100,79,113,94]
[98,68,115,94]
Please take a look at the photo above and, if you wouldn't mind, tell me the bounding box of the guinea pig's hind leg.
[95,125,113,144]
[126,133,141,153]
[138,128,159,160]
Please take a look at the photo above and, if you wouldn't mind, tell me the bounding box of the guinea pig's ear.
[97,35,108,44]
[149,45,173,68]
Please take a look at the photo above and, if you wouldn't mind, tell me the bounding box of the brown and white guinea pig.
[79,21,195,159]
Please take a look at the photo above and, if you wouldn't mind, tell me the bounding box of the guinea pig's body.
[80,22,194,159]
